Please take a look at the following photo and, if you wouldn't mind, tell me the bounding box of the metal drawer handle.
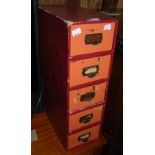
[79,113,93,124]
[80,91,96,102]
[82,65,99,78]
[84,33,102,45]
[78,132,91,142]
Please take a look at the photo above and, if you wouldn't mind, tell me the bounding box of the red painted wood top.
[39,5,113,23]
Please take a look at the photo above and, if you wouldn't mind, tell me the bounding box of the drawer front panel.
[68,124,100,149]
[69,82,106,111]
[70,22,115,56]
[69,55,111,87]
[69,105,103,132]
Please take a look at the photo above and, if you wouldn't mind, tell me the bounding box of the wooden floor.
[31,112,107,155]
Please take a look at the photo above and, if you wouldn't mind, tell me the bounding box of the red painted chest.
[39,5,118,150]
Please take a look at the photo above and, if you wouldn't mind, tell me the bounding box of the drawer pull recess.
[84,33,102,45]
[78,132,91,142]
[80,91,96,102]
[79,113,93,124]
[82,65,99,78]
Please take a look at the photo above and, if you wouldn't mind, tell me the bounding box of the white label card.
[104,24,112,31]
[72,27,81,37]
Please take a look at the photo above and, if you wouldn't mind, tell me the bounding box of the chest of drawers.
[39,5,118,150]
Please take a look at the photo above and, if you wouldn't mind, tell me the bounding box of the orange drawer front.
[69,55,111,87]
[70,22,115,56]
[69,105,103,132]
[68,124,100,149]
[69,82,106,112]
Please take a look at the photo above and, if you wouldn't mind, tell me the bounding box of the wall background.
[38,0,123,11]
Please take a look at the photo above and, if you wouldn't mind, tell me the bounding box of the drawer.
[69,104,103,132]
[68,124,100,149]
[69,82,106,112]
[70,22,115,56]
[69,55,111,87]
